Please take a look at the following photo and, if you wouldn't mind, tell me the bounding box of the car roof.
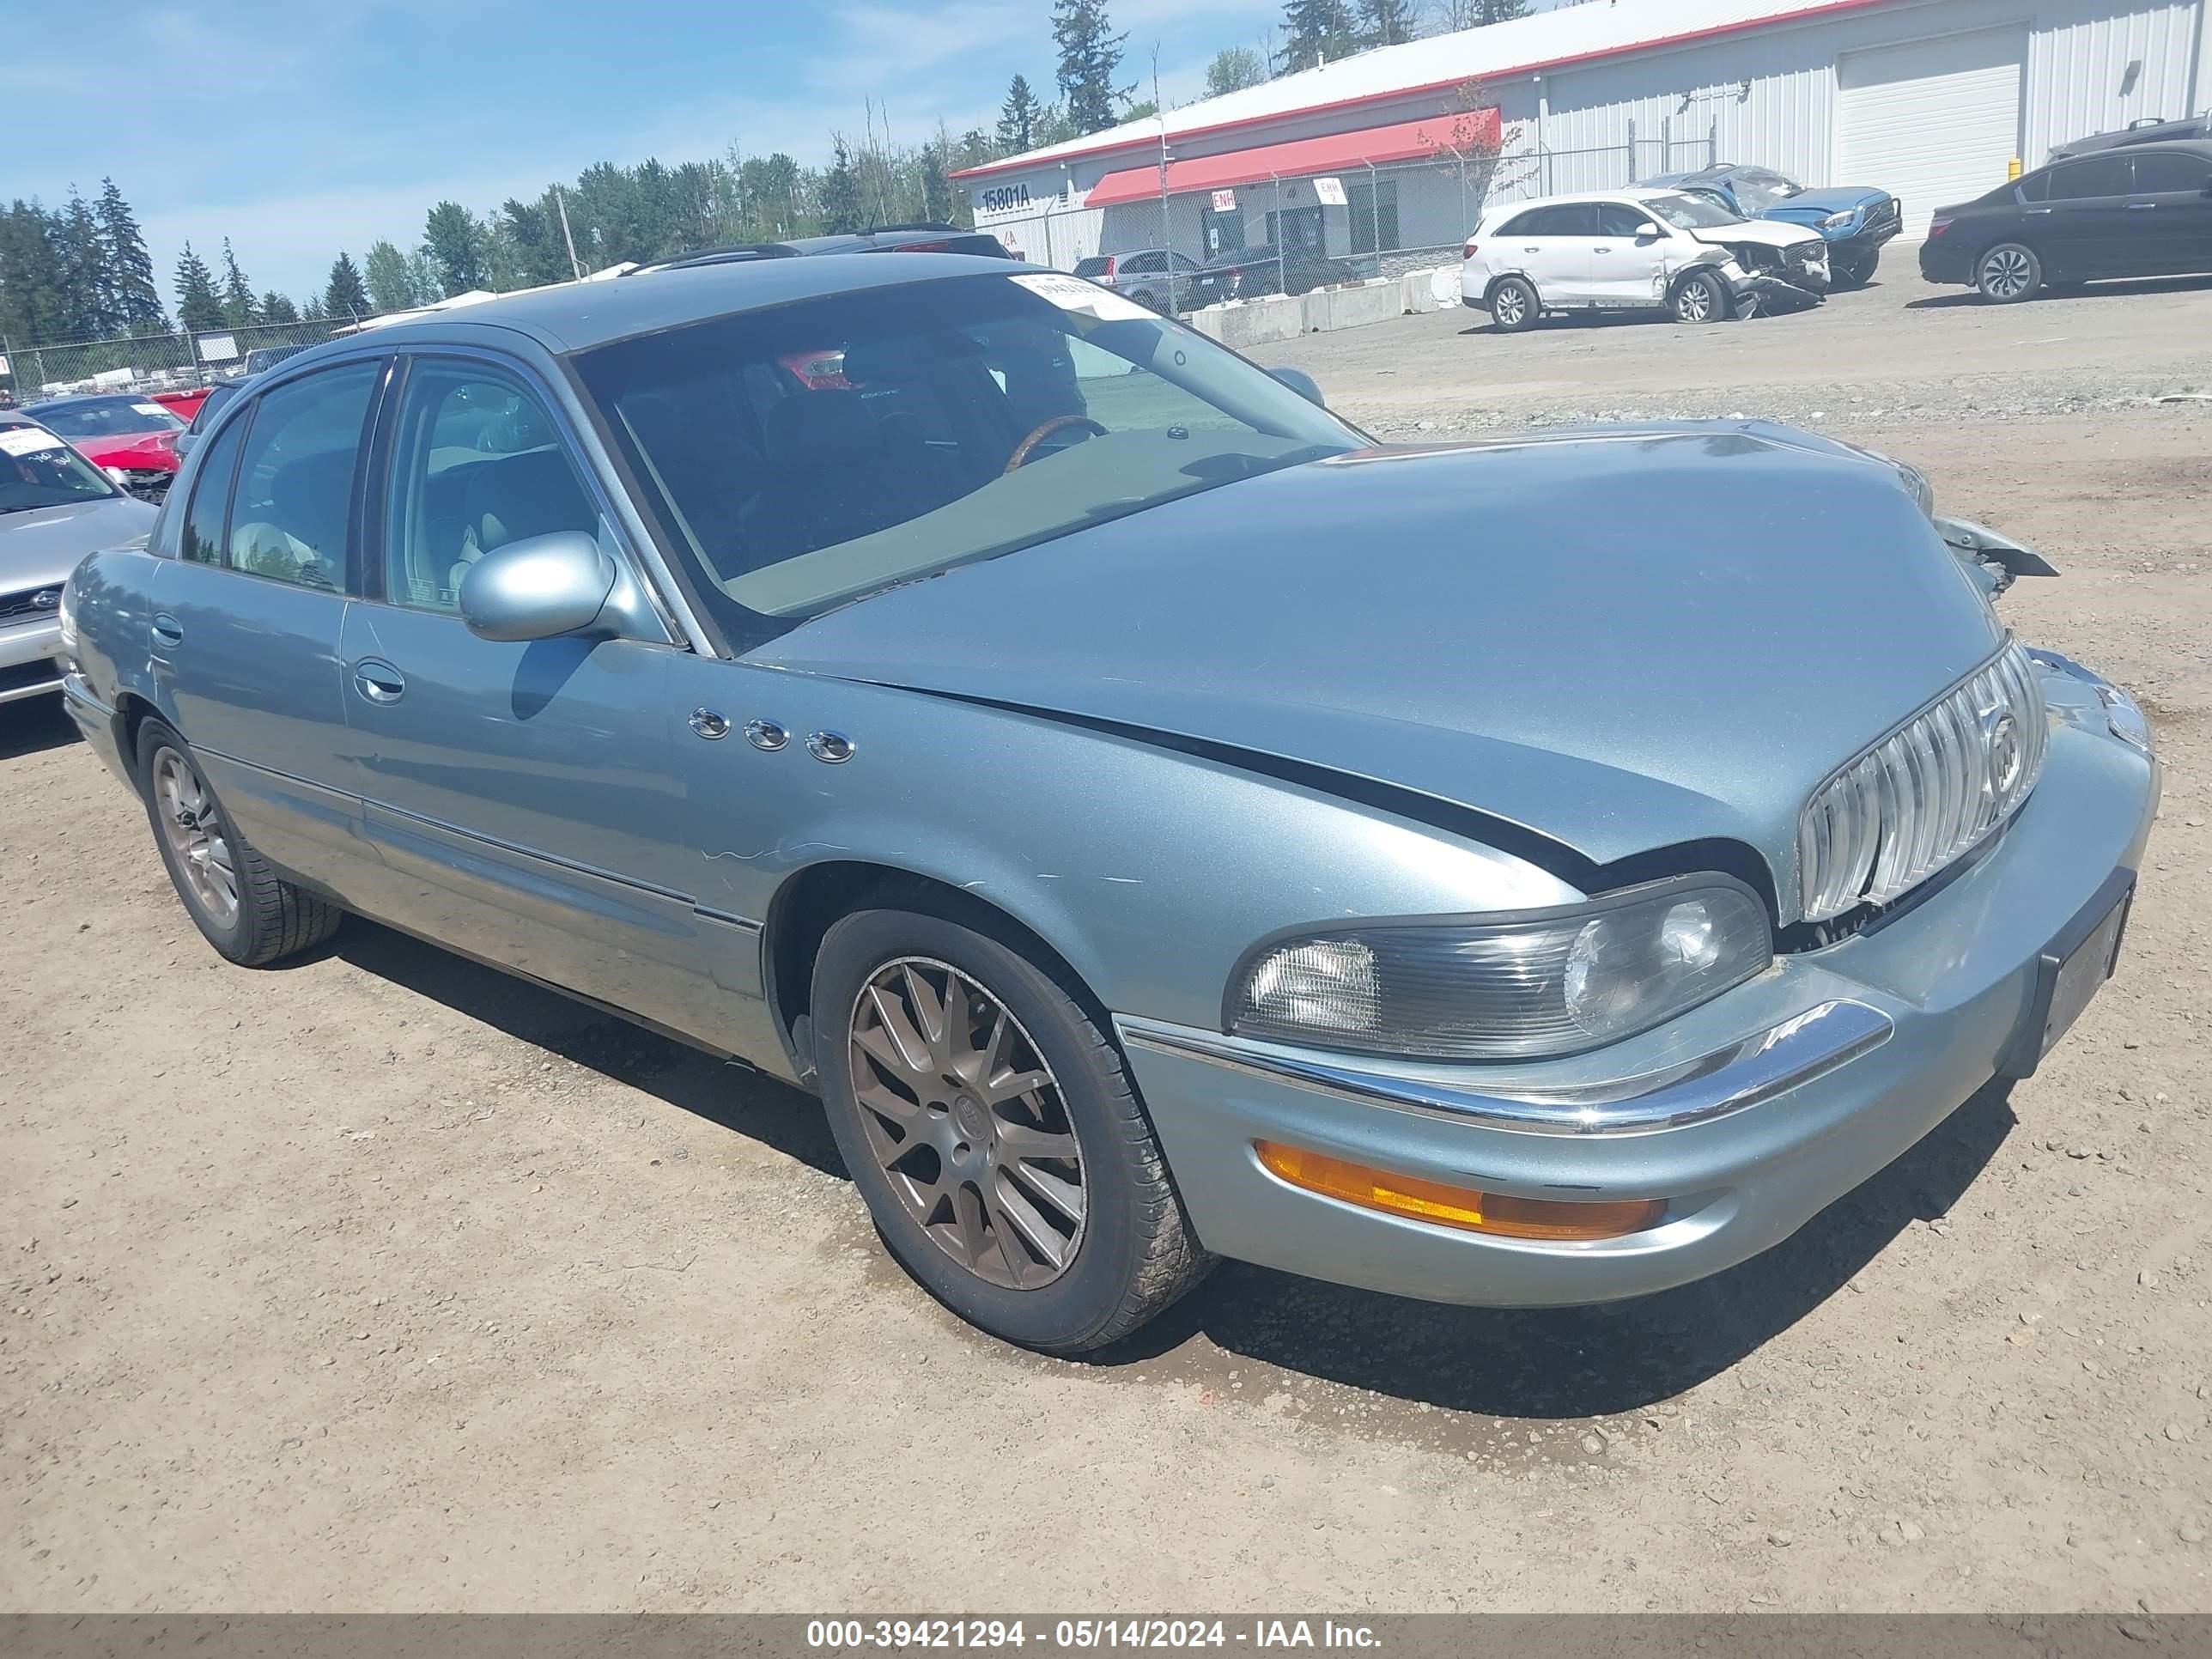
[2049,137,2212,162]
[1486,185,1698,216]
[21,393,123,410]
[329,251,1032,356]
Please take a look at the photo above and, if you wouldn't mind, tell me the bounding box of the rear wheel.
[135,719,340,966]
[1976,242,2042,303]
[1672,269,1729,324]
[1487,276,1539,332]
[813,902,1211,1353]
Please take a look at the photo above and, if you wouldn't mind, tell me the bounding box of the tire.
[135,718,341,967]
[1831,250,1879,289]
[1976,241,2042,303]
[1487,275,1540,332]
[1672,269,1729,324]
[813,901,1212,1353]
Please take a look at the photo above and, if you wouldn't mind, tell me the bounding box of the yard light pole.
[1152,46,1176,315]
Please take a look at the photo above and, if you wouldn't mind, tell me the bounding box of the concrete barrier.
[1189,291,1308,349]
[1402,265,1457,313]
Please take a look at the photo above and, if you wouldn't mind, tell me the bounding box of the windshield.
[32,396,186,439]
[0,424,118,512]
[1642,191,1747,230]
[576,271,1362,641]
[1727,168,1803,211]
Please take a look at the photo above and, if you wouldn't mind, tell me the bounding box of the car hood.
[1687,219,1823,251]
[1762,186,1891,218]
[73,430,179,469]
[752,426,2003,896]
[1,495,159,589]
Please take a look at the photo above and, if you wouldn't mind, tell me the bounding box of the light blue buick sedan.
[58,253,2159,1352]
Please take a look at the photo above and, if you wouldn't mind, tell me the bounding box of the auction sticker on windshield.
[1011,271,1153,323]
[0,428,67,458]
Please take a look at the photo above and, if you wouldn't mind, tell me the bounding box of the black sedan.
[1200,242,1357,300]
[1921,139,2212,301]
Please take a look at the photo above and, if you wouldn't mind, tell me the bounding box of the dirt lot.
[6,265,2211,1615]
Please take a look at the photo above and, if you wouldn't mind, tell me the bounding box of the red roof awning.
[1083,109,1500,208]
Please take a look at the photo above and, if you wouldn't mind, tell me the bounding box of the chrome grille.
[1798,641,2046,923]
[0,585,64,624]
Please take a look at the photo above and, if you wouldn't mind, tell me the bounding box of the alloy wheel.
[847,957,1087,1291]
[1981,247,2033,300]
[152,749,239,929]
[1675,279,1716,322]
[1493,285,1527,326]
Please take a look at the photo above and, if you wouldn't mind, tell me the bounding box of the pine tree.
[0,201,72,348]
[998,75,1042,153]
[1206,46,1267,96]
[363,240,415,312]
[820,137,864,234]
[173,242,224,333]
[56,189,106,339]
[1278,0,1358,70]
[218,238,259,331]
[260,290,298,324]
[1052,0,1129,134]
[94,179,165,334]
[323,252,369,319]
[1359,0,1420,47]
[422,202,488,296]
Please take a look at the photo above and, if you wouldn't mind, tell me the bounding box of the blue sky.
[9,0,1284,310]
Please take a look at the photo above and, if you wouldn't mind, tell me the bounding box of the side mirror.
[1268,366,1327,408]
[174,431,199,459]
[1636,222,1664,239]
[458,531,617,642]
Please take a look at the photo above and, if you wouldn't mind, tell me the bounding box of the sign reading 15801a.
[977,183,1033,215]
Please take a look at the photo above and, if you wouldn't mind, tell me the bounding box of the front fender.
[692,672,1579,1030]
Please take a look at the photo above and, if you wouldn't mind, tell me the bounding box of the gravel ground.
[4,263,2210,1615]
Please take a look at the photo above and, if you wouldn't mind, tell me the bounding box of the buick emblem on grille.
[1984,708,2022,794]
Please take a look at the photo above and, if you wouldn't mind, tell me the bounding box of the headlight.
[1820,210,1856,229]
[56,577,77,659]
[1229,878,1772,1060]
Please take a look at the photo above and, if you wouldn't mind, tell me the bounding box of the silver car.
[58,255,2159,1353]
[2,412,157,705]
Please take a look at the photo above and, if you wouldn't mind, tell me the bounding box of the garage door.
[1835,29,2025,236]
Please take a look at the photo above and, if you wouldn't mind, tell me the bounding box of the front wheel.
[1672,269,1729,324]
[812,902,1212,1353]
[135,719,341,966]
[1976,242,2042,303]
[1487,276,1539,332]
[1831,249,1879,289]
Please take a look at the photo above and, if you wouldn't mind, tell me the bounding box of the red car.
[21,392,187,499]
[149,386,213,422]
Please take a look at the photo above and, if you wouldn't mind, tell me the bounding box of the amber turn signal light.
[1254,1141,1665,1242]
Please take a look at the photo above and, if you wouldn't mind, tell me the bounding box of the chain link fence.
[973,135,1722,318]
[0,316,374,401]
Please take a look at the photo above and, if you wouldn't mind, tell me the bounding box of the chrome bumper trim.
[1117,999,1894,1138]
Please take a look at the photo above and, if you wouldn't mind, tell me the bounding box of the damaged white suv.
[1462,187,1831,331]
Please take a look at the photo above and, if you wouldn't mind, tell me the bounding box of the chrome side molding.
[1116,999,1894,1138]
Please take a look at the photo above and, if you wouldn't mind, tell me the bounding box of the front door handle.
[352,659,405,705]
[2126,201,2158,210]
[150,612,184,648]
[1593,245,1611,253]
[2025,206,2054,215]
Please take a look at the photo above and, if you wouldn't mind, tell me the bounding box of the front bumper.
[1115,661,2159,1308]
[0,617,65,705]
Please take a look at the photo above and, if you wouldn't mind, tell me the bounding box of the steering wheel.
[1004,415,1108,474]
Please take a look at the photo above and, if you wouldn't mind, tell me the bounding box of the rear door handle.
[150,612,184,648]
[2025,206,2054,215]
[2126,201,2158,210]
[352,659,405,705]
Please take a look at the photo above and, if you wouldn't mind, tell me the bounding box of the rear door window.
[1539,204,1602,237]
[2049,155,2133,199]
[226,362,380,590]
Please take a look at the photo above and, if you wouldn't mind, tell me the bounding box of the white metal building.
[954,0,2211,270]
